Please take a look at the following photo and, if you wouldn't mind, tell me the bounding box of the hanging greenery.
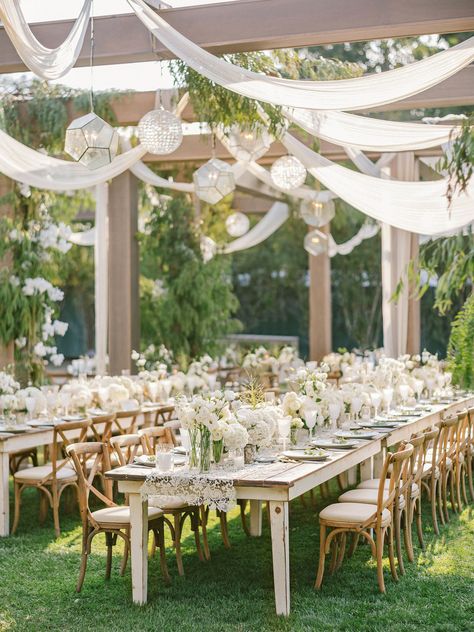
[139,192,240,361]
[438,116,474,205]
[447,293,474,389]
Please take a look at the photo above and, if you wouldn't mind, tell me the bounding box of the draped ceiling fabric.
[381,154,420,358]
[129,0,474,111]
[0,0,92,80]
[222,202,290,254]
[328,222,379,257]
[286,109,457,151]
[280,132,474,235]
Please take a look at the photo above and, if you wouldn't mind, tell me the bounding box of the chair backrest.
[456,410,470,455]
[138,426,174,454]
[153,405,176,426]
[408,433,425,487]
[376,442,414,527]
[51,418,92,477]
[66,442,116,528]
[437,414,459,466]
[109,433,142,466]
[114,409,141,435]
[89,413,115,442]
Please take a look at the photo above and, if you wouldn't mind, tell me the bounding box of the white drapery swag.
[328,222,379,257]
[128,0,474,111]
[0,128,146,191]
[280,132,474,235]
[286,109,457,152]
[0,0,92,80]
[222,202,289,254]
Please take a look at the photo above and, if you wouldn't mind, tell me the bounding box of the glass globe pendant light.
[137,107,183,155]
[270,155,307,191]
[226,125,272,162]
[200,236,217,262]
[193,158,235,205]
[304,229,328,256]
[226,212,250,237]
[300,197,335,227]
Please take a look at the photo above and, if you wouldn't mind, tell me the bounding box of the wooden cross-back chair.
[138,426,175,454]
[66,441,169,592]
[315,442,414,594]
[89,413,115,442]
[12,418,91,537]
[466,406,474,501]
[434,414,459,523]
[113,409,142,435]
[153,405,176,427]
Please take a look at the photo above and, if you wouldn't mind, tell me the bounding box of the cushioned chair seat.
[319,502,391,527]
[425,454,452,469]
[357,478,419,497]
[338,488,405,509]
[91,505,163,525]
[422,462,440,478]
[14,463,77,482]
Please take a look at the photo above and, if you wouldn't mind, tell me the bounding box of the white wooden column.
[381,153,420,356]
[108,172,140,375]
[309,224,332,361]
[94,184,109,375]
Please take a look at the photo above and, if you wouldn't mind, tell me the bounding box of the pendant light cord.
[89,0,95,112]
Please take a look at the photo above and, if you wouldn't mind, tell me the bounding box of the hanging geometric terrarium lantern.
[270,155,307,191]
[226,125,272,162]
[193,158,235,204]
[304,229,328,256]
[65,113,119,170]
[300,197,335,227]
[226,212,250,237]
[137,107,183,155]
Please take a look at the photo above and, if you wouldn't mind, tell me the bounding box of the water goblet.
[155,443,174,472]
[328,402,341,429]
[382,387,393,414]
[25,396,36,421]
[351,396,363,421]
[370,391,382,418]
[277,416,292,452]
[398,384,410,408]
[304,409,317,441]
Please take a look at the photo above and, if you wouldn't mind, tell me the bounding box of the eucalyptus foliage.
[438,116,474,205]
[447,293,474,389]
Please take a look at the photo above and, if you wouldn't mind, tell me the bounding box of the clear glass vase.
[189,427,199,470]
[213,438,224,466]
[199,426,212,473]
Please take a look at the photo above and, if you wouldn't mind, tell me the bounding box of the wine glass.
[277,416,292,452]
[304,409,317,441]
[382,387,393,414]
[413,379,424,402]
[398,384,410,408]
[60,391,71,417]
[425,377,436,401]
[328,402,341,429]
[25,396,36,421]
[370,391,382,418]
[148,382,159,403]
[351,396,363,421]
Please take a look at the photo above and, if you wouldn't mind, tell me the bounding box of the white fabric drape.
[286,109,457,151]
[280,131,474,235]
[128,0,474,111]
[68,228,95,246]
[0,128,146,190]
[328,222,379,257]
[222,202,289,253]
[0,0,92,80]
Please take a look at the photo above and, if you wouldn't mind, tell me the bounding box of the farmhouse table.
[0,408,159,536]
[106,395,473,616]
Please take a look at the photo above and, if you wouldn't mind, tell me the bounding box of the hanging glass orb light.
[200,236,217,262]
[137,107,183,155]
[226,212,250,237]
[300,197,335,227]
[65,112,119,170]
[304,229,328,256]
[193,158,235,204]
[270,155,307,191]
[226,125,272,161]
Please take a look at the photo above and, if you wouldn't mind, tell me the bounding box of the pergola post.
[0,175,14,369]
[108,172,140,375]
[309,224,332,361]
[381,152,420,356]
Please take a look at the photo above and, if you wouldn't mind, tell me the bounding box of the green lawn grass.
[1,483,473,632]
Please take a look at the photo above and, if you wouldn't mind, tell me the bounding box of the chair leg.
[314,524,327,590]
[335,533,346,571]
[218,510,231,549]
[387,525,398,582]
[455,464,463,513]
[375,527,386,594]
[120,535,129,576]
[155,519,170,584]
[438,473,446,526]
[415,497,425,550]
[467,455,474,501]
[39,491,48,524]
[449,469,457,514]
[11,482,22,535]
[238,500,251,537]
[441,470,449,523]
[329,536,339,575]
[52,484,61,538]
[394,505,405,575]
[173,513,185,576]
[461,464,469,507]
[200,506,211,561]
[348,532,360,558]
[430,478,440,535]
[191,510,204,562]
[404,503,414,563]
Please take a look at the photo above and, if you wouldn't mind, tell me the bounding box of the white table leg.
[373,449,384,478]
[347,466,358,486]
[129,491,148,604]
[269,500,290,616]
[0,452,9,537]
[360,457,373,482]
[249,500,262,536]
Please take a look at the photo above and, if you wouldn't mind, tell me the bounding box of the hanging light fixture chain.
[89,0,95,113]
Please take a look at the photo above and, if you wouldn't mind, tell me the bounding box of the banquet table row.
[106,395,474,616]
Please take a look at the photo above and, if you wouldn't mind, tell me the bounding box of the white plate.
[311,439,358,450]
[27,419,55,428]
[334,431,378,440]
[281,449,329,462]
[134,454,186,467]
[0,424,30,433]
[61,415,85,422]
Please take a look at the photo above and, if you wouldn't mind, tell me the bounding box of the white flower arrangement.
[0,370,20,396]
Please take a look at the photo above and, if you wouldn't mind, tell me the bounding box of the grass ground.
[0,482,473,632]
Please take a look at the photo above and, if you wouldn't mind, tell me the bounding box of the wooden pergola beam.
[0,1,472,73]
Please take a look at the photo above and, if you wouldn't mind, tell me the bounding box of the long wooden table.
[0,408,158,537]
[106,396,473,616]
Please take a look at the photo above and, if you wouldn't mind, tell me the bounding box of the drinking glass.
[60,392,71,417]
[277,417,291,451]
[328,402,341,429]
[264,391,276,404]
[155,443,174,472]
[25,397,36,421]
[304,409,317,441]
[370,391,382,418]
[382,387,393,414]
[351,396,363,421]
[148,382,159,403]
[398,384,410,407]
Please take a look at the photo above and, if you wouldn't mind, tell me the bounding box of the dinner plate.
[61,415,85,422]
[134,454,186,467]
[0,424,30,433]
[255,455,278,463]
[27,419,55,428]
[281,449,329,462]
[334,430,378,440]
[311,439,358,450]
